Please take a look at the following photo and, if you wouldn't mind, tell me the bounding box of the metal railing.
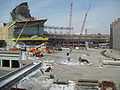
[0,62,42,90]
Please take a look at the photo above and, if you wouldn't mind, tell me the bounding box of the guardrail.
[0,51,19,54]
[0,63,33,82]
[0,62,42,90]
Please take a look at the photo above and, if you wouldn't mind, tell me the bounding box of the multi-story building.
[0,2,48,47]
[110,18,120,49]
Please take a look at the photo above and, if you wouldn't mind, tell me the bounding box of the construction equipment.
[80,4,91,35]
[69,1,73,34]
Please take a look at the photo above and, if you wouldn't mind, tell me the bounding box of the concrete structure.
[0,2,48,47]
[0,50,38,69]
[110,18,120,49]
[0,22,16,47]
[0,2,109,48]
[0,26,9,47]
[0,51,21,68]
[48,34,109,48]
[0,63,42,90]
[10,2,48,46]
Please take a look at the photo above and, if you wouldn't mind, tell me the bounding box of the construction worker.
[78,56,82,63]
[67,52,70,62]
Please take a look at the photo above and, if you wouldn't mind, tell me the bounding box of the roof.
[12,37,48,41]
[14,19,47,26]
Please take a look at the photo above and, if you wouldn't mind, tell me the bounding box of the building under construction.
[48,34,109,48]
[110,18,120,49]
[0,2,49,47]
[0,2,110,48]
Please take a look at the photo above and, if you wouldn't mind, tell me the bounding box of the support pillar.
[10,60,12,68]
[19,61,22,68]
[0,60,2,67]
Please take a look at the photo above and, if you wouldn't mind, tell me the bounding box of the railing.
[0,62,42,90]
[0,63,33,82]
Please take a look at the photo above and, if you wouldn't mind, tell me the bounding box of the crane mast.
[69,1,73,34]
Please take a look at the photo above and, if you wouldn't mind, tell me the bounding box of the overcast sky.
[0,0,120,34]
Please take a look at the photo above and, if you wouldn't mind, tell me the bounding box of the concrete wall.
[111,18,120,49]
[0,59,20,68]
[0,26,9,40]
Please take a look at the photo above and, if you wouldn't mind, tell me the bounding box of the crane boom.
[80,13,88,35]
[80,4,91,35]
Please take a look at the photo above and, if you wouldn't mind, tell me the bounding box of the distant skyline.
[0,0,120,34]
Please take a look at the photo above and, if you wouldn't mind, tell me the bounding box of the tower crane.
[69,1,73,34]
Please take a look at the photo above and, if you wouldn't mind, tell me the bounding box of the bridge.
[0,62,42,90]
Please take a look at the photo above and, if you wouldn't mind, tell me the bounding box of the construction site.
[0,1,120,90]
[0,2,109,49]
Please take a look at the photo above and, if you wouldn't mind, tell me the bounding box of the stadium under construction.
[0,2,109,49]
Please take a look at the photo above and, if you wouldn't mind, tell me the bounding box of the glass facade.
[13,20,48,38]
[15,26,38,35]
[14,25,47,36]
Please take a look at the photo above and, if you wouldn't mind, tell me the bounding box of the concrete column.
[0,60,2,67]
[20,50,27,60]
[19,61,22,68]
[10,60,12,68]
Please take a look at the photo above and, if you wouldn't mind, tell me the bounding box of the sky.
[0,0,120,34]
